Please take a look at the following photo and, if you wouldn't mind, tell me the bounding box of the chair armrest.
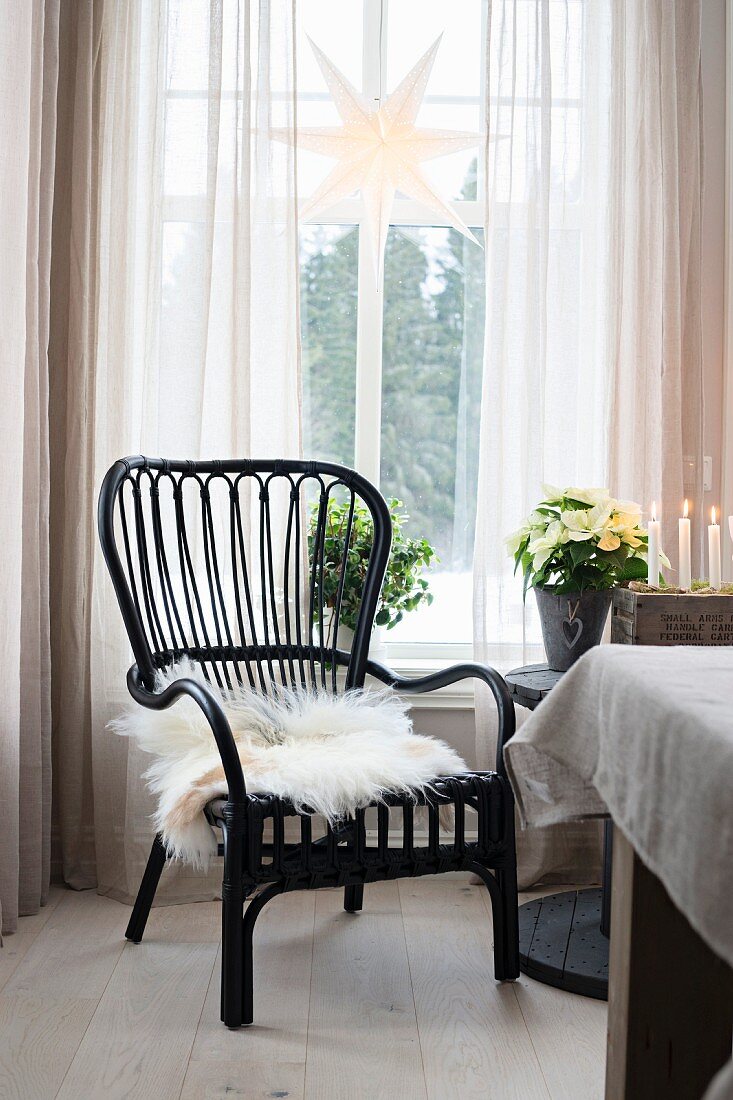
[126,665,246,801]
[365,658,516,777]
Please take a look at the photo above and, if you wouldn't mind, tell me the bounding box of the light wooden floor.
[0,875,607,1099]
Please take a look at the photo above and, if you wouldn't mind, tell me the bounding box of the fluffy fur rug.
[111,660,468,869]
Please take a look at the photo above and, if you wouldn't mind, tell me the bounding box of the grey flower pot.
[534,586,613,672]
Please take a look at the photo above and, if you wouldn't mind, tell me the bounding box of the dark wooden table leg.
[606,829,733,1100]
[600,819,613,938]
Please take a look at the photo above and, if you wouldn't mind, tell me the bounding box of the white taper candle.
[708,506,721,590]
[679,499,692,590]
[647,502,660,587]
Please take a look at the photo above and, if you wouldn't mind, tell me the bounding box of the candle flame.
[712,505,717,525]
[651,501,657,522]
[683,499,689,519]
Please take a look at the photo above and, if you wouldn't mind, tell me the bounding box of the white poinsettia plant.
[506,485,670,596]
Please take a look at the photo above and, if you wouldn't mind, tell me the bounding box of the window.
[299,1,487,655]
[159,0,591,664]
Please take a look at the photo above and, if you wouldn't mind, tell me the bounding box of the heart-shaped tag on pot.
[562,616,583,648]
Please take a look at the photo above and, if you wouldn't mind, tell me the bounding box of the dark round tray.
[518,887,608,1000]
[506,664,610,1000]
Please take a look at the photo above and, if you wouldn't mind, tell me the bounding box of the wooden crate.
[612,587,733,646]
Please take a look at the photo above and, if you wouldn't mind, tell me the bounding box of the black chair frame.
[98,456,519,1028]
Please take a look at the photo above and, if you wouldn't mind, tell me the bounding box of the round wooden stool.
[506,663,611,1000]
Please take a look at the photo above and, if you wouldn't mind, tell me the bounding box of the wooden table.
[606,830,733,1099]
[504,647,733,1099]
[507,663,611,1001]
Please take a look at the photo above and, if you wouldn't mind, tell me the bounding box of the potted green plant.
[308,496,436,653]
[506,485,668,671]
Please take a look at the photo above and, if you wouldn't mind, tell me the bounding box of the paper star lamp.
[288,36,482,283]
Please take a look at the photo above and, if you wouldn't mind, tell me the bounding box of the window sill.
[377,652,477,710]
[381,645,534,710]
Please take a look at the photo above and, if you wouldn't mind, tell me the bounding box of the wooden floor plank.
[0,886,68,994]
[0,881,610,1100]
[513,977,607,1100]
[56,941,217,1100]
[183,890,315,1098]
[304,882,427,1100]
[483,885,607,1100]
[0,994,99,1100]
[400,875,550,1100]
[181,1058,306,1100]
[2,888,128,1000]
[0,889,129,1099]
[144,897,222,943]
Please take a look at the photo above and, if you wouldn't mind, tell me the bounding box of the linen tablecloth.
[504,644,733,1098]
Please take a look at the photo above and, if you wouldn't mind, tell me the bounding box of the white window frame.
[301,0,487,667]
[302,0,582,669]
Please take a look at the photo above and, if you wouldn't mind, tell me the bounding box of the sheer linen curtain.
[52,0,301,904]
[0,3,57,935]
[473,0,703,888]
[607,2,704,562]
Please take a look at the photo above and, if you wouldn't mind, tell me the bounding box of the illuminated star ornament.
[290,36,482,284]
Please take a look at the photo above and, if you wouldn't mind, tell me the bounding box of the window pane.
[406,103,482,201]
[380,219,485,644]
[300,225,359,466]
[297,1,363,92]
[387,1,483,100]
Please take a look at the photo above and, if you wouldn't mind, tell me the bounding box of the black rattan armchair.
[98,457,519,1028]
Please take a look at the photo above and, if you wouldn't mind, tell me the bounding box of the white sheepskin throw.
[111,660,468,869]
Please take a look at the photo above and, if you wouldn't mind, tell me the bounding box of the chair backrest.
[98,457,392,695]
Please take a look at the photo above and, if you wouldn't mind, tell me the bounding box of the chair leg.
[125,833,167,943]
[468,859,519,981]
[220,821,245,1028]
[497,864,520,980]
[241,883,285,1025]
[344,884,364,913]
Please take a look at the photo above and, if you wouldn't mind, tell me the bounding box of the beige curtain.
[0,2,57,935]
[473,0,703,888]
[48,0,302,903]
[607,1,704,565]
[473,0,612,887]
[49,0,102,893]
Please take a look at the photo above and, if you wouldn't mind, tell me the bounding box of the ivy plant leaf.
[310,494,437,633]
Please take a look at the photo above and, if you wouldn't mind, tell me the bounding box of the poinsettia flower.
[606,510,645,547]
[525,519,571,572]
[532,545,554,571]
[563,486,611,506]
[597,531,621,551]
[541,483,564,503]
[506,486,669,592]
[504,523,531,555]
[615,501,643,518]
[560,502,613,541]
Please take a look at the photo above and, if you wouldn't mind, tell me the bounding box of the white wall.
[413,707,477,767]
